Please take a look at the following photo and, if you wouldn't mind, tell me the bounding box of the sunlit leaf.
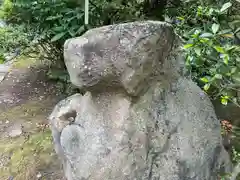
[221,34,234,38]
[76,25,85,35]
[177,16,184,20]
[215,74,223,79]
[183,44,194,49]
[46,15,63,21]
[51,32,66,42]
[194,47,201,56]
[194,29,201,35]
[220,2,232,12]
[218,29,232,35]
[212,23,220,34]
[200,33,213,38]
[231,67,237,74]
[223,54,229,65]
[221,98,228,105]
[214,46,225,53]
[0,58,4,64]
[235,27,240,34]
[204,84,210,91]
[68,29,76,37]
[226,46,237,52]
[200,38,210,43]
[200,77,209,83]
[51,26,65,32]
[233,98,237,103]
[208,8,214,15]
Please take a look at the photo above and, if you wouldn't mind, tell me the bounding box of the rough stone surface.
[49,21,232,180]
[64,21,184,96]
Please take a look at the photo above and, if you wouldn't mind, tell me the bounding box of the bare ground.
[0,57,67,180]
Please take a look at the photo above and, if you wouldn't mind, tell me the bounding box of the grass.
[0,130,54,180]
[0,98,62,180]
[12,55,39,69]
[11,54,51,69]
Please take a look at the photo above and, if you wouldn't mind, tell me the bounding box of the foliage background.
[0,0,240,178]
[0,0,239,106]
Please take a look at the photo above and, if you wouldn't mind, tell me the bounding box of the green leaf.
[220,2,232,12]
[233,98,237,103]
[218,29,232,35]
[235,27,240,34]
[77,13,84,20]
[183,44,194,49]
[200,33,213,38]
[68,29,76,37]
[186,55,193,66]
[200,38,210,43]
[46,15,63,21]
[223,54,229,65]
[0,58,4,64]
[177,16,184,21]
[221,34,234,38]
[200,77,209,83]
[51,32,66,42]
[51,26,65,32]
[226,46,237,52]
[214,74,223,79]
[76,25,85,35]
[231,67,237,74]
[194,47,201,56]
[208,8,214,15]
[212,23,220,34]
[184,28,197,37]
[210,68,217,73]
[233,72,240,83]
[204,84,210,91]
[214,46,225,53]
[66,16,78,22]
[221,98,228,105]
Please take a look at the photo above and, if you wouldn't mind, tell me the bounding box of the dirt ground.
[0,57,67,180]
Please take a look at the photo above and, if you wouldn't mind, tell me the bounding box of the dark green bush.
[1,0,146,63]
[0,0,12,20]
[0,25,30,62]
[0,0,239,106]
[169,0,240,106]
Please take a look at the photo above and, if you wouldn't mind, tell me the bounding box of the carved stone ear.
[48,93,82,133]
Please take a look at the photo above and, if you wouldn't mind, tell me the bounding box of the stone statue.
[49,21,232,180]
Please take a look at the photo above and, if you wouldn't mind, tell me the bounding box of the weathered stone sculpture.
[49,21,232,180]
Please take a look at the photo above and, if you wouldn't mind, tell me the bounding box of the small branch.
[228,99,240,108]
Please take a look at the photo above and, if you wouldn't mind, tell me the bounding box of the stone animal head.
[64,21,177,96]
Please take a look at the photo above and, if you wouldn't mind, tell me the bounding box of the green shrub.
[0,25,29,62]
[1,0,239,107]
[0,0,145,64]
[171,1,240,106]
[0,0,13,20]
